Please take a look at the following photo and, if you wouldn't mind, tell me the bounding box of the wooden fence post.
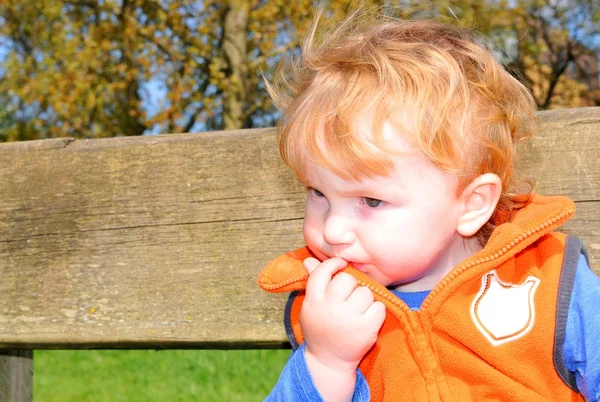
[0,350,33,402]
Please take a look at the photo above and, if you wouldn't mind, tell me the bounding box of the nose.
[323,213,355,245]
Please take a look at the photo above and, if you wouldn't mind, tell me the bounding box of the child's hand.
[301,257,386,375]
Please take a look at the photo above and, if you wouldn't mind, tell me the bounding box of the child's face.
[302,124,473,292]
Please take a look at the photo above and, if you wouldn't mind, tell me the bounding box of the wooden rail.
[1,107,599,400]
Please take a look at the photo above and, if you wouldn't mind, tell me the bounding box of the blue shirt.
[265,253,600,401]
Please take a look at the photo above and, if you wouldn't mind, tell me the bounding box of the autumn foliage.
[0,0,598,141]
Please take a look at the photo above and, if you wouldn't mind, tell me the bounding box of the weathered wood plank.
[0,350,33,402]
[0,107,598,348]
[1,129,302,348]
[519,108,600,202]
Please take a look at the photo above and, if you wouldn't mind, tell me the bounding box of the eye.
[364,197,383,208]
[309,188,325,197]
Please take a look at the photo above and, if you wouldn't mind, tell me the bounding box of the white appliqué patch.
[471,270,540,346]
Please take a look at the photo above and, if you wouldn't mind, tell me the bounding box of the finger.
[345,286,374,313]
[325,272,358,302]
[303,257,320,274]
[362,300,387,330]
[304,258,348,297]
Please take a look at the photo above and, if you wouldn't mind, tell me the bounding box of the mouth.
[349,262,368,272]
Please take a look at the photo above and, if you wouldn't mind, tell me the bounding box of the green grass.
[34,349,290,402]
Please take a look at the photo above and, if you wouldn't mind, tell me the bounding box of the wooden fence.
[1,107,599,401]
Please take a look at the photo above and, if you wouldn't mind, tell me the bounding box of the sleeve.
[264,342,371,402]
[563,252,600,401]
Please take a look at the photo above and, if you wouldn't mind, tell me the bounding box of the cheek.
[366,231,402,261]
[302,210,322,244]
[421,196,458,232]
[360,213,423,260]
[360,222,399,255]
[302,217,329,260]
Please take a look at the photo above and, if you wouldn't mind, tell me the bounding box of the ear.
[456,173,502,237]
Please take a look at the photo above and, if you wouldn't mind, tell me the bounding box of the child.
[258,8,600,402]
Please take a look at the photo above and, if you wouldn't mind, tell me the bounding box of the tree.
[0,0,380,140]
[490,0,600,108]
[0,0,150,140]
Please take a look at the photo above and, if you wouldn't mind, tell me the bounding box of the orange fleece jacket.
[259,195,584,401]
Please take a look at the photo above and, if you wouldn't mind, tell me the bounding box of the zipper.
[423,206,575,309]
[262,205,575,313]
[261,202,575,400]
[350,206,574,313]
[261,266,408,311]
